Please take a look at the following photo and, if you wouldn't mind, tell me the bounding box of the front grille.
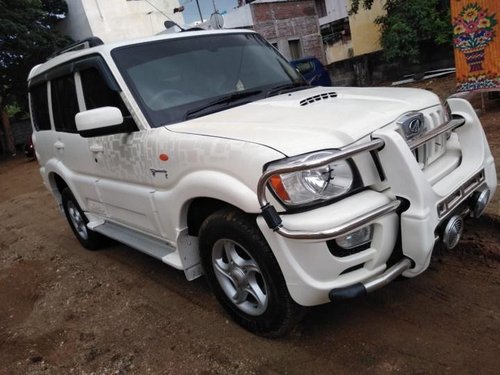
[437,170,485,218]
[412,133,449,169]
[409,108,449,169]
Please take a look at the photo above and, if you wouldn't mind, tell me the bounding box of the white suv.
[29,30,497,336]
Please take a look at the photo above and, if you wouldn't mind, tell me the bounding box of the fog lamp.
[442,215,464,249]
[471,188,490,218]
[335,225,373,249]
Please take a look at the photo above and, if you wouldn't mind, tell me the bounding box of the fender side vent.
[300,92,337,106]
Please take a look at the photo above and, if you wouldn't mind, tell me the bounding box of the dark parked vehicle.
[290,56,332,86]
[24,135,34,158]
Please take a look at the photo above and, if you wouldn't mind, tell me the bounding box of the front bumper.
[329,257,413,301]
[257,98,497,306]
[373,98,496,277]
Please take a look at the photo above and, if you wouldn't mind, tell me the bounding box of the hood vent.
[300,92,337,106]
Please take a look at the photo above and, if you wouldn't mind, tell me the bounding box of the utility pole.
[194,0,204,22]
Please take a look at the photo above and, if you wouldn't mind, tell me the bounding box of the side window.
[29,84,51,131]
[295,61,315,75]
[51,75,79,133]
[80,67,129,115]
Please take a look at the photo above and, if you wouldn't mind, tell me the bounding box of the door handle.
[89,145,104,153]
[54,141,65,150]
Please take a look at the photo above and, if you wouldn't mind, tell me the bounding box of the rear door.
[49,72,100,206]
[29,82,54,166]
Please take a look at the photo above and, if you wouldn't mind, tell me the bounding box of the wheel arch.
[43,160,90,211]
[167,170,263,240]
[185,197,245,237]
[47,171,69,207]
[167,173,264,281]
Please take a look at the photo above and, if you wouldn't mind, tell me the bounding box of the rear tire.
[199,208,304,337]
[61,188,106,250]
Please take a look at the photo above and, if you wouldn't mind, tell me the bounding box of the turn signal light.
[269,175,290,202]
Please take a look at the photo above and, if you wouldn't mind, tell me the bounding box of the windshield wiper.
[185,89,263,120]
[266,82,310,97]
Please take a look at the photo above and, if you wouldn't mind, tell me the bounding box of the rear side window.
[51,75,79,133]
[29,84,51,131]
[80,68,129,115]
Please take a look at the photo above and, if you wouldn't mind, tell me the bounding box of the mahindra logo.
[408,118,424,135]
[397,112,426,140]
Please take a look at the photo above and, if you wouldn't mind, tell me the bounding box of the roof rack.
[50,37,104,58]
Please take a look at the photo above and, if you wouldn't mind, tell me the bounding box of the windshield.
[112,32,305,127]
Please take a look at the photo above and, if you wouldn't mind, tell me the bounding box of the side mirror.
[75,107,136,138]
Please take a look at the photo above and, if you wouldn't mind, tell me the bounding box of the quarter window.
[29,84,51,131]
[51,75,79,133]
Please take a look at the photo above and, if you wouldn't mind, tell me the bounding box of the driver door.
[77,61,161,235]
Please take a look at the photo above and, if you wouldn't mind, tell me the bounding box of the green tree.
[350,0,452,63]
[0,0,70,154]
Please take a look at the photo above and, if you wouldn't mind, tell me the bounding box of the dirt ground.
[1,81,500,374]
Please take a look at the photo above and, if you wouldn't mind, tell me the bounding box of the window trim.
[28,54,121,93]
[74,71,87,111]
[30,54,137,135]
[47,81,55,132]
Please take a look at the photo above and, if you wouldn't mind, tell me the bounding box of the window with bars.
[288,39,302,60]
[315,0,327,18]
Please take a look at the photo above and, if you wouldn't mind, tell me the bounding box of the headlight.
[267,151,357,207]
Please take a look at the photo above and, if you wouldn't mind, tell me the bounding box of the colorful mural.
[452,1,499,92]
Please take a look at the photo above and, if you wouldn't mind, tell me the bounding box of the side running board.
[91,221,182,269]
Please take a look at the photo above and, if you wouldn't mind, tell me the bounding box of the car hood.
[167,86,441,156]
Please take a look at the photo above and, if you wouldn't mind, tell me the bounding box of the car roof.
[290,56,320,64]
[28,29,256,81]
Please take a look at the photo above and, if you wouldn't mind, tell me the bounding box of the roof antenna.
[142,0,185,31]
[164,20,184,31]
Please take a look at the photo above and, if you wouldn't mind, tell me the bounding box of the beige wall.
[324,39,352,64]
[60,0,184,43]
[348,0,385,56]
[58,0,93,41]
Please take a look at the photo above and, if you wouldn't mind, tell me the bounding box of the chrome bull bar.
[407,116,465,151]
[257,116,466,241]
[329,257,413,301]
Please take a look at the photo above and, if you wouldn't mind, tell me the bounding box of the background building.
[316,0,385,64]
[224,0,325,63]
[59,0,184,43]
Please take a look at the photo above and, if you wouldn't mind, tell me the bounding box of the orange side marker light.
[270,175,290,202]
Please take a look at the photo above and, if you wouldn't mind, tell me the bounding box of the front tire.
[61,188,106,250]
[199,208,304,337]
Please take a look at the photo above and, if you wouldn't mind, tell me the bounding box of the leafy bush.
[350,0,452,63]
